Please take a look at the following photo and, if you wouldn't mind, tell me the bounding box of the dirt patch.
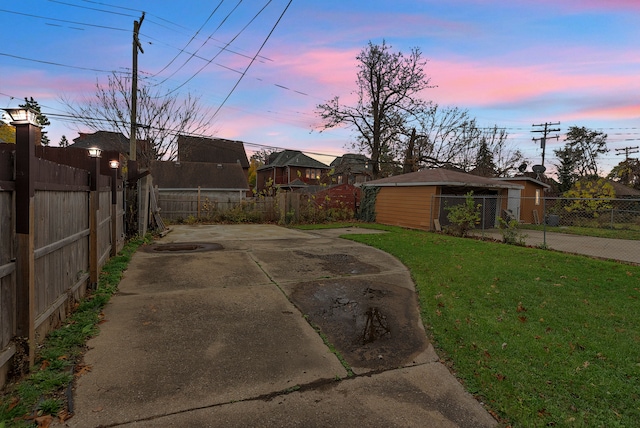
[295,251,380,275]
[290,278,429,371]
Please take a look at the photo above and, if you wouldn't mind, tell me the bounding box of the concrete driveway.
[475,228,640,265]
[67,225,497,427]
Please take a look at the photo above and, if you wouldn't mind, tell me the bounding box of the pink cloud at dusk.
[426,58,639,119]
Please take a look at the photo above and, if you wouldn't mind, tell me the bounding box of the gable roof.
[258,150,329,170]
[70,131,129,153]
[363,168,523,190]
[178,135,249,168]
[150,160,249,190]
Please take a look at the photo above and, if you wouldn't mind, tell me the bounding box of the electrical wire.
[210,0,291,118]
[0,8,128,32]
[0,52,121,73]
[160,1,273,98]
[149,1,226,82]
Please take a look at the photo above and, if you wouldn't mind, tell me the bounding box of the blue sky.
[1,0,639,173]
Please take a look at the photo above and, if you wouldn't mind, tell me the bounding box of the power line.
[0,52,121,73]
[0,8,128,31]
[211,0,292,118]
[615,146,639,160]
[161,1,275,98]
[149,1,226,82]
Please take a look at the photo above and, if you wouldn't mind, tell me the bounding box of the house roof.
[258,150,329,170]
[608,180,640,196]
[150,160,249,190]
[330,153,372,176]
[362,168,524,190]
[177,135,249,168]
[70,131,129,153]
[495,176,551,189]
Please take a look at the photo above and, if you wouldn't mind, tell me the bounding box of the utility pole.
[615,145,639,160]
[130,12,145,162]
[531,122,561,167]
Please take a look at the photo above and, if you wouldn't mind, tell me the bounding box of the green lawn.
[332,225,639,427]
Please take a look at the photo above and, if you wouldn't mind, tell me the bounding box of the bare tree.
[412,106,480,170]
[481,125,524,177]
[61,73,214,163]
[316,40,433,178]
[407,106,522,176]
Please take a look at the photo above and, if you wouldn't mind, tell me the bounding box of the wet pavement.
[475,228,640,265]
[65,224,497,427]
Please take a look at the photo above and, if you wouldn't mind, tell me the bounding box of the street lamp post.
[88,147,101,289]
[109,160,120,256]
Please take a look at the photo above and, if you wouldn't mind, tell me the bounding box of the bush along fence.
[431,193,640,262]
[0,140,125,387]
[156,190,359,225]
[431,194,640,233]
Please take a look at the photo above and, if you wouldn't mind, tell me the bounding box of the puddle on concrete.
[144,242,223,253]
[290,278,429,370]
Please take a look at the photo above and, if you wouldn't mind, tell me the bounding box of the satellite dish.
[532,164,546,174]
[518,162,528,173]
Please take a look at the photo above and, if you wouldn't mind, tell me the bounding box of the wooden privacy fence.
[0,143,125,386]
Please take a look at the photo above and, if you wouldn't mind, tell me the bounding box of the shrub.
[444,192,481,237]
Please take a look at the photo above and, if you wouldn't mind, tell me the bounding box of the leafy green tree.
[19,97,51,145]
[563,126,608,178]
[607,158,640,189]
[563,178,615,218]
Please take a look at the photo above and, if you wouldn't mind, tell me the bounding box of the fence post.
[89,153,100,288]
[110,162,119,257]
[14,113,40,367]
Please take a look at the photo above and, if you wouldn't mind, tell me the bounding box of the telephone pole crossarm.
[531,122,561,167]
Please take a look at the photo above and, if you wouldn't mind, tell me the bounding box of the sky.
[1,0,640,175]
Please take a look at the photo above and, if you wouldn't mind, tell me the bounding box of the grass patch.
[343,227,640,427]
[0,236,148,426]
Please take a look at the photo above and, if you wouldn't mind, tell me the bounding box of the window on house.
[306,169,321,180]
[535,189,541,206]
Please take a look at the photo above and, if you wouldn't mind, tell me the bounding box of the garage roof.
[362,168,523,190]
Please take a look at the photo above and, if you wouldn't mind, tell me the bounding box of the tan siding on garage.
[375,186,437,230]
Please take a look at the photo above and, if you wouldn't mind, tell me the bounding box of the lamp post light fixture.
[88,147,102,158]
[4,107,39,126]
[109,160,120,169]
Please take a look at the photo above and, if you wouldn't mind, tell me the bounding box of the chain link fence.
[432,194,640,264]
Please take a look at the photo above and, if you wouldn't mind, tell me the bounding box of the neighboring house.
[494,176,550,224]
[69,131,151,165]
[177,135,250,177]
[150,160,250,220]
[330,153,372,185]
[362,168,523,231]
[256,150,331,193]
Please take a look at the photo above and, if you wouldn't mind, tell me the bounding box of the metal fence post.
[543,196,547,247]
